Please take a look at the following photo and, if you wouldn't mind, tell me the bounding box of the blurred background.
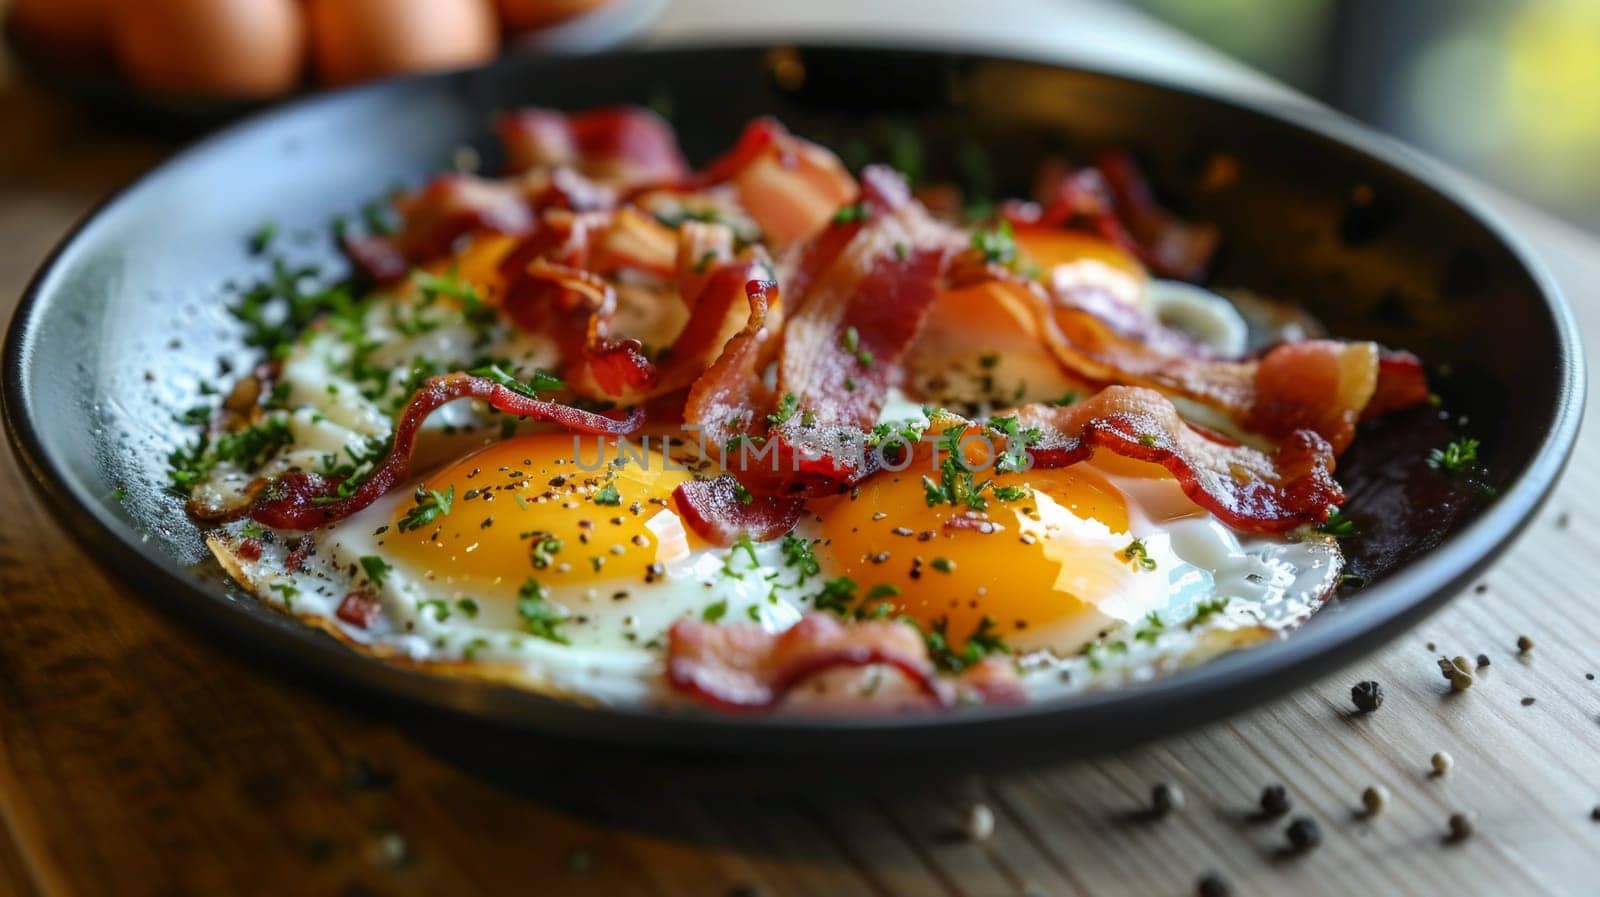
[1125,0,1600,233]
[4,0,1598,233]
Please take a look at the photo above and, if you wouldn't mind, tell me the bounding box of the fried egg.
[210,393,1339,706]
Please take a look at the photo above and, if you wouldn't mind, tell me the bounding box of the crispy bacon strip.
[496,106,688,187]
[766,166,965,481]
[1010,386,1342,533]
[500,216,777,404]
[969,274,1405,454]
[673,476,804,545]
[688,118,857,249]
[191,372,642,531]
[666,614,947,711]
[345,174,536,282]
[1366,349,1429,419]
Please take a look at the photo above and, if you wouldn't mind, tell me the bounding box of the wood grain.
[2,16,1599,897]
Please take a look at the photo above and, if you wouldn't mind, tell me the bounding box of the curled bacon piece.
[192,372,643,531]
[970,275,1412,455]
[345,174,536,282]
[666,613,947,711]
[1366,349,1430,419]
[673,476,804,545]
[665,614,1027,711]
[688,118,857,249]
[766,166,965,482]
[496,106,689,188]
[1011,385,1342,533]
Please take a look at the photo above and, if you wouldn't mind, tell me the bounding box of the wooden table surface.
[3,4,1598,896]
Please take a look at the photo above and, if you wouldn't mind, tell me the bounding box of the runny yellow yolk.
[382,433,702,601]
[816,455,1176,654]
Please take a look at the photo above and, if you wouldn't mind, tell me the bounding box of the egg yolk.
[817,459,1174,653]
[1013,228,1145,280]
[381,433,702,600]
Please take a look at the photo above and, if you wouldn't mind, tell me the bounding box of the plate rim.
[1,42,1586,756]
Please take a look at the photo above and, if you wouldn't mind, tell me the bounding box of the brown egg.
[110,0,305,98]
[306,0,501,86]
[494,0,609,33]
[9,0,111,57]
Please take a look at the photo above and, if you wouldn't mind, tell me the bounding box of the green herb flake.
[359,555,393,588]
[398,485,454,532]
[1426,437,1480,473]
[971,219,1017,266]
[767,392,800,426]
[593,482,622,506]
[1121,539,1157,571]
[701,600,728,622]
[516,578,569,644]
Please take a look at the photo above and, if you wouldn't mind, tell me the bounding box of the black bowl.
[1,44,1583,763]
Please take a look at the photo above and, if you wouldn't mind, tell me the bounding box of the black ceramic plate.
[2,45,1584,762]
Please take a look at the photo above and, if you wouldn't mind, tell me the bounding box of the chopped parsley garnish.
[923,615,1008,672]
[971,219,1017,266]
[813,577,858,615]
[781,533,821,584]
[988,415,1041,474]
[397,485,454,532]
[412,267,496,335]
[930,557,956,574]
[592,482,622,506]
[731,480,754,506]
[992,485,1029,502]
[922,424,992,509]
[893,242,909,261]
[1426,437,1480,473]
[701,600,728,622]
[721,535,760,576]
[1317,509,1358,539]
[1134,611,1165,644]
[1186,596,1230,629]
[767,392,800,426]
[530,536,564,569]
[1137,434,1159,448]
[831,202,871,225]
[865,583,901,601]
[840,326,874,366]
[168,415,295,492]
[467,363,564,398]
[229,258,356,357]
[746,604,762,622]
[359,555,392,588]
[455,598,479,618]
[417,599,451,622]
[1121,539,1157,571]
[516,579,569,644]
[1051,391,1080,407]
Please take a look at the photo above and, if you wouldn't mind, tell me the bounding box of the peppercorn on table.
[2,3,1597,896]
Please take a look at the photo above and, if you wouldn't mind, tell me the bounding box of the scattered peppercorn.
[1351,680,1384,713]
[1152,782,1186,816]
[1447,812,1475,842]
[964,803,995,841]
[1591,806,1600,822]
[1431,751,1454,775]
[1521,696,1536,706]
[1259,784,1291,817]
[1285,816,1322,852]
[1477,653,1491,668]
[1197,873,1232,897]
[1517,634,1534,654]
[1438,656,1474,691]
[1362,785,1389,816]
